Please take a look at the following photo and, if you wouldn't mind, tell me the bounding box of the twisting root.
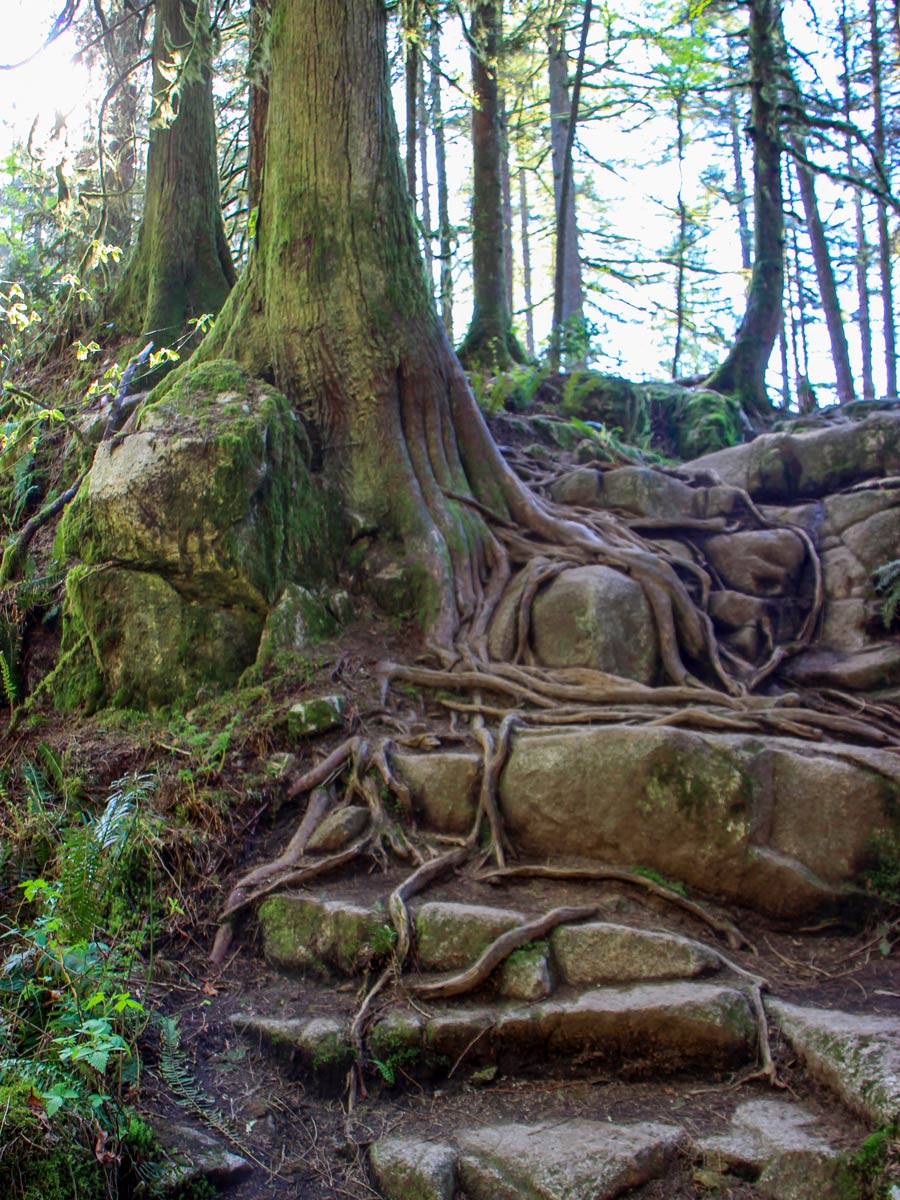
[388,847,469,967]
[476,864,749,951]
[469,713,519,866]
[411,905,597,1000]
[714,951,782,1088]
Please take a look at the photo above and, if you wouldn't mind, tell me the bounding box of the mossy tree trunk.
[703,0,783,417]
[190,0,525,649]
[457,0,523,371]
[107,0,235,344]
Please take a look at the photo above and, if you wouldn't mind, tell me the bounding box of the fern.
[873,560,900,630]
[0,649,16,707]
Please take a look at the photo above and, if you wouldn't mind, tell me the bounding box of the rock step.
[258,892,722,998]
[232,980,755,1094]
[393,723,900,919]
[370,1098,854,1200]
[767,999,900,1127]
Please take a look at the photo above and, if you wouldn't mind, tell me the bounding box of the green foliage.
[863,831,900,907]
[0,771,167,1197]
[631,865,688,897]
[469,362,543,415]
[872,560,900,631]
[848,1125,899,1198]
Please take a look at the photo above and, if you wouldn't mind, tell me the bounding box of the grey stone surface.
[370,1137,457,1200]
[306,805,369,853]
[550,921,719,985]
[530,564,660,684]
[498,943,555,1000]
[698,1100,848,1200]
[415,902,524,971]
[257,893,381,975]
[457,1119,687,1200]
[285,694,346,737]
[153,1117,252,1191]
[768,1000,900,1126]
[393,750,480,835]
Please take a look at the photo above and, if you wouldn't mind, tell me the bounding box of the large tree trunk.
[247,0,271,214]
[703,0,782,416]
[107,0,235,343]
[180,0,723,685]
[457,0,522,369]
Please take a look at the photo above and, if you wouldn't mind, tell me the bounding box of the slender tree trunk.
[789,152,855,402]
[404,1,420,200]
[703,0,782,416]
[547,17,585,344]
[418,55,434,288]
[108,0,235,343]
[500,99,514,317]
[458,0,523,369]
[429,15,454,340]
[779,312,791,408]
[870,0,898,396]
[672,92,688,381]
[841,0,875,399]
[247,0,271,214]
[93,2,145,251]
[518,167,535,358]
[727,83,752,272]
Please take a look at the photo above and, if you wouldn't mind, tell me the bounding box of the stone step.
[767,999,900,1127]
[257,891,724,999]
[393,724,900,919]
[232,979,755,1094]
[369,1100,854,1200]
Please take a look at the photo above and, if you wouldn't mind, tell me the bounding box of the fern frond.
[0,650,15,707]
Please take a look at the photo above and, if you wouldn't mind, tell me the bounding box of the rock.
[370,1137,457,1200]
[415,902,524,971]
[498,943,554,1001]
[689,412,900,502]
[393,750,480,835]
[597,466,699,520]
[53,361,343,707]
[457,1119,687,1200]
[285,694,346,737]
[495,724,900,917]
[530,565,660,684]
[52,565,264,711]
[152,1117,252,1192]
[550,922,719,985]
[493,982,754,1073]
[306,805,369,853]
[254,584,340,670]
[697,1099,848,1200]
[231,1012,353,1084]
[704,529,806,598]
[767,1000,900,1126]
[781,643,900,690]
[258,894,383,976]
[548,466,603,507]
[265,751,299,777]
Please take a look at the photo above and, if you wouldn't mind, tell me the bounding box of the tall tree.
[458,0,523,369]
[869,0,898,396]
[428,14,455,340]
[107,0,235,343]
[547,14,585,349]
[703,0,783,416]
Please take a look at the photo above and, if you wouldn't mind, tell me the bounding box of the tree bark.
[107,0,235,343]
[429,15,454,340]
[418,54,434,287]
[547,17,585,341]
[870,0,898,397]
[518,167,535,358]
[789,151,855,402]
[457,0,522,369]
[703,0,782,416]
[247,0,271,214]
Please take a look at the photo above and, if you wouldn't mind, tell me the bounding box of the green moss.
[642,747,751,844]
[0,1082,108,1200]
[258,894,323,971]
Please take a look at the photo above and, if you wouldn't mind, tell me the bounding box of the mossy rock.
[49,565,264,712]
[51,361,346,709]
[556,370,648,442]
[642,383,744,459]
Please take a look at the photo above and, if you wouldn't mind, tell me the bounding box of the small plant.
[873,560,900,631]
[848,1124,899,1198]
[863,831,900,908]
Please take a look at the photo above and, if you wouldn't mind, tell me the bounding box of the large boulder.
[51,361,343,708]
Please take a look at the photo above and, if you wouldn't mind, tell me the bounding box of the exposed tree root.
[475,864,749,951]
[411,905,597,1000]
